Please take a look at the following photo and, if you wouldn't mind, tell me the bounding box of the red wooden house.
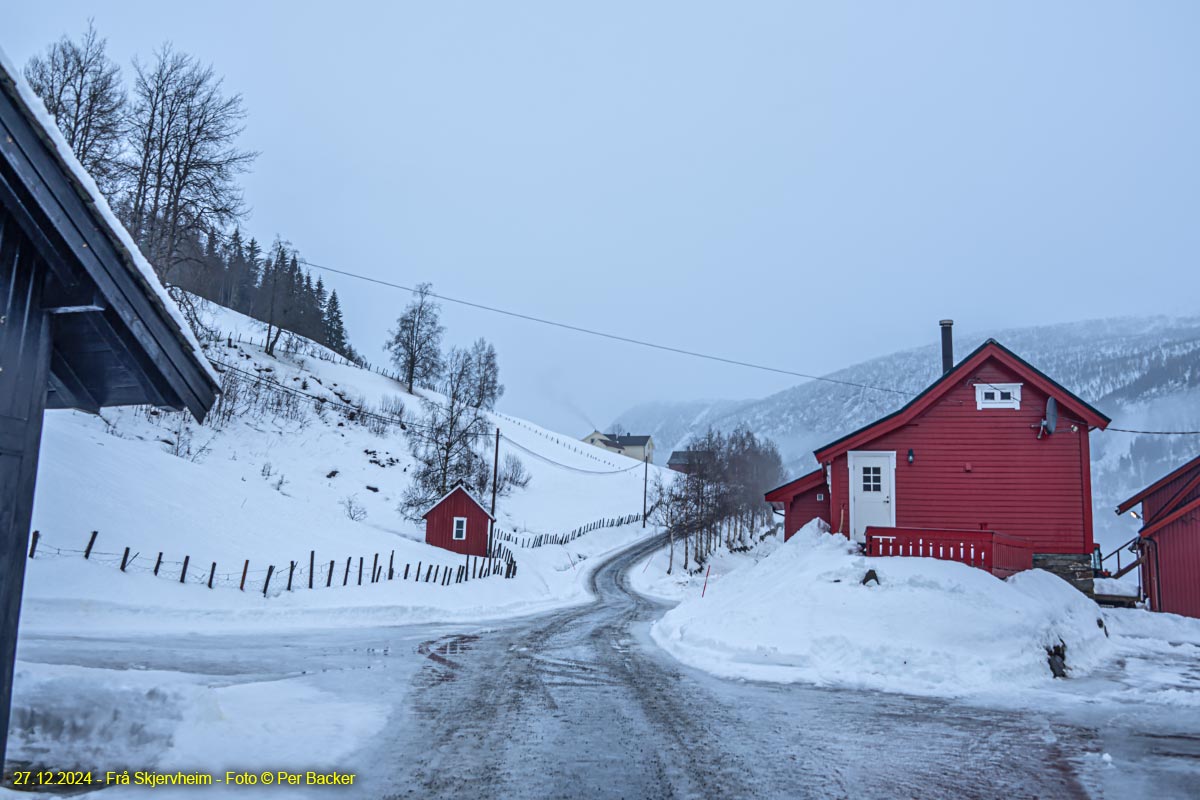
[423,484,495,558]
[1116,454,1200,618]
[766,322,1111,592]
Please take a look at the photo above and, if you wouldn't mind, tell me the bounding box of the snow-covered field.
[639,520,1200,706]
[21,299,666,635]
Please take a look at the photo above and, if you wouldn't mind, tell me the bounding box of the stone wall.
[1032,553,1095,595]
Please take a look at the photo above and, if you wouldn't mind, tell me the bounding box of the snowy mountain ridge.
[614,314,1200,549]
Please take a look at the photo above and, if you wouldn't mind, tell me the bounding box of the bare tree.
[649,474,688,573]
[398,348,488,518]
[24,21,125,193]
[385,282,445,392]
[485,453,531,498]
[122,44,256,283]
[466,337,504,410]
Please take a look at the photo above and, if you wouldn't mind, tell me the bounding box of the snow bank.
[1093,577,1139,597]
[651,520,1114,698]
[6,663,384,798]
[20,518,655,635]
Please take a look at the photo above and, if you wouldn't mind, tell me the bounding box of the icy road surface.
[14,534,1200,799]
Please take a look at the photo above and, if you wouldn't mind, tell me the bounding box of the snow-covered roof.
[422,484,496,521]
[0,45,220,389]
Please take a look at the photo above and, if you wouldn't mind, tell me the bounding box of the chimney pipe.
[939,320,954,373]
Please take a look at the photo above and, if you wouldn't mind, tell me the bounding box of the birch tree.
[385,282,445,392]
[24,21,126,193]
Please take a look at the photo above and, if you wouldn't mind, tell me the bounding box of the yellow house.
[582,431,655,462]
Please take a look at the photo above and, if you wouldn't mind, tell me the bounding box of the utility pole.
[491,427,500,517]
[643,455,649,528]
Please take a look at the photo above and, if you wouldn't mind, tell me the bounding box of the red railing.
[865,527,1034,579]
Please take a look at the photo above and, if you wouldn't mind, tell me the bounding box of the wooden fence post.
[358,557,363,585]
[371,553,379,583]
[263,565,275,596]
[120,547,130,572]
[415,561,421,581]
[240,559,249,591]
[404,563,410,580]
[27,531,38,559]
[327,560,335,587]
[344,557,351,586]
[84,530,98,559]
[287,561,296,591]
[154,552,163,576]
[388,551,394,580]
[180,555,190,584]
[208,562,217,589]
[309,550,315,589]
[425,564,433,582]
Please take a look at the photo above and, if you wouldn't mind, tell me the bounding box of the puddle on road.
[415,634,480,684]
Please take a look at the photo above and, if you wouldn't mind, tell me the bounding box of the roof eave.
[813,339,1110,463]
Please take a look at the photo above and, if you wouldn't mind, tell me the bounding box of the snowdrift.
[651,520,1114,697]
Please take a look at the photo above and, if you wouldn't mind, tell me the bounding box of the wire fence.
[492,413,633,468]
[212,329,405,384]
[491,513,643,549]
[26,530,517,599]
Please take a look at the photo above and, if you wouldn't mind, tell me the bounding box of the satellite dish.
[1039,397,1058,439]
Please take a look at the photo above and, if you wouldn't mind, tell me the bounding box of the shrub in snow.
[651,519,1115,698]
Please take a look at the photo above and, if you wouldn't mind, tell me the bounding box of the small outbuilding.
[423,484,495,558]
[0,52,219,766]
[1116,454,1200,619]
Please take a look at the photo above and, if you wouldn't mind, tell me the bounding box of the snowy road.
[13,534,1200,799]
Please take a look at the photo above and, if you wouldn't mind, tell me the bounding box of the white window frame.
[975,383,1022,410]
[452,516,468,541]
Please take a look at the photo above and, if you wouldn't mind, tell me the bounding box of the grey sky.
[8,2,1199,435]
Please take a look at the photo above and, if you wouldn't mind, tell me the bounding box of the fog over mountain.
[614,315,1200,549]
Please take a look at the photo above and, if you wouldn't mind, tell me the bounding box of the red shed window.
[453,517,467,540]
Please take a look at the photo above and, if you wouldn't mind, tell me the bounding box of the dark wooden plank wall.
[0,206,52,763]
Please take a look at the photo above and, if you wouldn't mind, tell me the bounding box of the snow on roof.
[422,484,496,521]
[0,45,220,387]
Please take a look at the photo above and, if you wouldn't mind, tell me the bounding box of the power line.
[296,258,911,397]
[1106,427,1200,436]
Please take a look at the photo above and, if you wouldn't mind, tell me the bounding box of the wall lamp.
[907,448,915,465]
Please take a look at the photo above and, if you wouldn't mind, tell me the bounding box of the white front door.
[848,451,896,542]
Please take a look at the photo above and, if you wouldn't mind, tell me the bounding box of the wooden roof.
[813,339,1111,463]
[764,468,826,503]
[1116,453,1200,517]
[0,56,218,420]
[422,484,495,521]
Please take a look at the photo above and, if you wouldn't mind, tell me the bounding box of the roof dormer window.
[975,383,1022,410]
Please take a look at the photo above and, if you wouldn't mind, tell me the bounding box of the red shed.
[765,468,830,540]
[1116,454,1200,618]
[766,327,1111,592]
[423,484,495,558]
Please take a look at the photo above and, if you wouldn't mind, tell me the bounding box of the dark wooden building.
[765,323,1111,591]
[0,55,218,766]
[423,484,495,558]
[1116,454,1200,619]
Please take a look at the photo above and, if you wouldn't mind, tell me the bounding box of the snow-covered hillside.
[615,315,1200,550]
[24,299,666,630]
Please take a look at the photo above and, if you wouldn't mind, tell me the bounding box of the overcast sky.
[8,2,1199,435]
